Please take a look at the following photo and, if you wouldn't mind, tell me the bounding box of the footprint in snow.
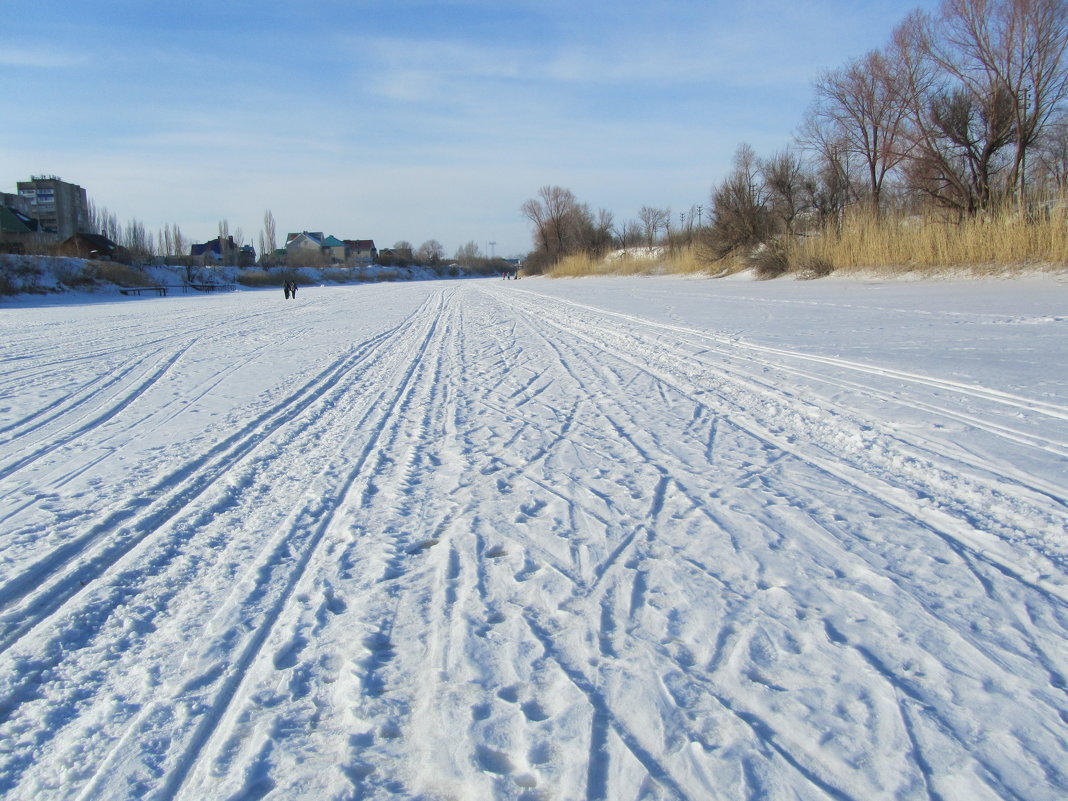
[475,745,515,775]
[521,700,550,722]
[406,538,439,554]
[497,684,520,703]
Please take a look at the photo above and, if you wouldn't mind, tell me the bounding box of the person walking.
[283,280,291,299]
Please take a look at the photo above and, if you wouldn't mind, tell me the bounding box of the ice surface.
[0,274,1065,800]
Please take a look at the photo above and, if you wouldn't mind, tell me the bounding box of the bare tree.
[416,239,445,266]
[708,144,773,255]
[892,0,1068,212]
[172,224,187,260]
[522,186,574,262]
[592,208,615,255]
[802,146,855,231]
[122,218,154,264]
[810,48,910,213]
[890,11,1006,213]
[157,223,186,258]
[454,241,482,269]
[637,206,669,247]
[928,0,1068,201]
[158,226,171,259]
[86,200,120,241]
[616,218,644,251]
[762,148,811,235]
[521,186,593,265]
[259,209,277,267]
[1033,112,1068,192]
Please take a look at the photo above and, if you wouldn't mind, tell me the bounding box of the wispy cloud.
[0,46,87,69]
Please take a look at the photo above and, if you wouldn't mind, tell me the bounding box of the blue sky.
[1,0,937,257]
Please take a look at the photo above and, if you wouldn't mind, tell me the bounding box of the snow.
[0,274,1066,800]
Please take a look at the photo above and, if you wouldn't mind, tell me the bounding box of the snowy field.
[0,274,1066,801]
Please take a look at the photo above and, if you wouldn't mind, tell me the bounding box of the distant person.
[290,281,298,299]
[283,281,291,299]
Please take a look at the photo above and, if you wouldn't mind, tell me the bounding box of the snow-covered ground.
[0,274,1066,801]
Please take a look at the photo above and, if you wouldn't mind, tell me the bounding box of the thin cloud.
[0,47,86,69]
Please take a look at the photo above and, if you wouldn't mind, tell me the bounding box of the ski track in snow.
[0,278,1065,801]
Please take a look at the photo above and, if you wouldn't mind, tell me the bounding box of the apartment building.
[16,176,90,240]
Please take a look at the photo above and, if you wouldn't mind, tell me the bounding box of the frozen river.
[0,274,1066,800]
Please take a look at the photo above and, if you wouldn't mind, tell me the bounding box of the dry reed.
[546,210,1068,279]
[548,249,716,278]
[788,209,1068,275]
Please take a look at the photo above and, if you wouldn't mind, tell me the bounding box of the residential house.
[56,232,128,262]
[285,231,324,265]
[344,239,377,263]
[285,231,351,265]
[191,236,254,266]
[0,194,42,254]
[322,235,347,263]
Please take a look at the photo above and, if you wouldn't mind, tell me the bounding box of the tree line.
[523,0,1068,269]
[85,205,500,273]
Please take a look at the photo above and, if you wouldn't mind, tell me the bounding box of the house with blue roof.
[190,235,255,266]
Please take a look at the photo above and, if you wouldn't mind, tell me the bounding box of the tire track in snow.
[157,290,460,800]
[61,292,453,801]
[486,284,1068,798]
[506,289,1068,514]
[497,288,1068,578]
[503,286,1068,710]
[407,291,712,796]
[0,295,436,676]
[0,339,444,798]
[0,341,194,481]
[525,291,1068,421]
[0,342,178,442]
[522,612,692,801]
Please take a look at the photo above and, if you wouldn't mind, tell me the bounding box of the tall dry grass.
[548,248,715,278]
[544,209,1068,279]
[91,261,158,286]
[787,209,1068,275]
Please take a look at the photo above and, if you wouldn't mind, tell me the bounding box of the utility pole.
[1019,87,1029,215]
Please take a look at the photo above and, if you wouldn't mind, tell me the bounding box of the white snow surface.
[0,275,1066,801]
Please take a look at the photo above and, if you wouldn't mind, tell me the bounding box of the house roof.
[58,233,126,258]
[345,239,376,250]
[0,205,39,234]
[323,235,346,248]
[286,231,323,246]
[66,233,119,250]
[191,236,238,257]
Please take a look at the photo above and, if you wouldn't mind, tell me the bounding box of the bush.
[0,256,46,295]
[236,269,311,288]
[52,259,97,289]
[748,244,790,280]
[235,270,275,288]
[322,268,357,284]
[794,256,835,280]
[91,261,156,287]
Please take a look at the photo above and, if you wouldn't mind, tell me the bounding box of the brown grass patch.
[787,210,1068,275]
